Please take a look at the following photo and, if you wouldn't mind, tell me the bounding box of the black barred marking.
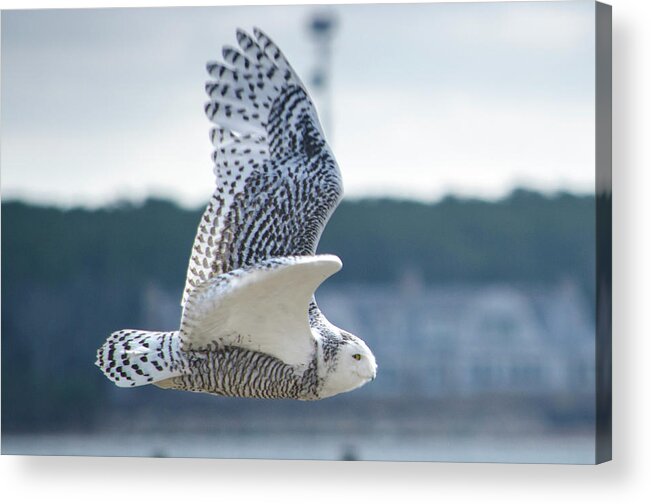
[167,345,320,400]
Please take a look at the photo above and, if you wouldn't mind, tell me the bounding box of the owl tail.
[95,330,183,388]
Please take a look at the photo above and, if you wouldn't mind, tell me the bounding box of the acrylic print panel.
[0,1,611,464]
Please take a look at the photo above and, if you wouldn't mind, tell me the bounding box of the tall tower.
[307,10,338,142]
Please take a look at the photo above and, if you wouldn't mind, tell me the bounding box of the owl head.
[319,330,377,398]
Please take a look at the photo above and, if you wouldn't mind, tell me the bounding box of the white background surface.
[1,0,649,502]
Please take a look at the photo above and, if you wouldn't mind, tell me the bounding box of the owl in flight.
[96,28,377,400]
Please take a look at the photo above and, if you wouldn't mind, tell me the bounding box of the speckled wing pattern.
[181,28,343,307]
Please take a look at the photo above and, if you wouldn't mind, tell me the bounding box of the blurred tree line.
[1,189,595,432]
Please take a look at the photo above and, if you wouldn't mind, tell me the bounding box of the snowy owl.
[95,28,377,400]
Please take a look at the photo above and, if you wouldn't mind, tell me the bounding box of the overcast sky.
[1,1,596,208]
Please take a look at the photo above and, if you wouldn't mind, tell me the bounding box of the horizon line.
[1,186,596,212]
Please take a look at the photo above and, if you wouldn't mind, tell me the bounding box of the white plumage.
[96,28,377,400]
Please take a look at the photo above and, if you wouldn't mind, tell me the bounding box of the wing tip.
[262,254,342,277]
[299,254,342,278]
[315,253,342,271]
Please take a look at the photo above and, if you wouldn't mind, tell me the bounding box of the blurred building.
[317,277,594,400]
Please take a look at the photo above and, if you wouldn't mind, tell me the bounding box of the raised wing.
[179,255,342,368]
[182,28,343,306]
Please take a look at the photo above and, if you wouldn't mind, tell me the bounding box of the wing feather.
[182,28,342,306]
[180,255,342,367]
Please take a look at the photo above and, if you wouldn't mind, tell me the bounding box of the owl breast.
[164,345,320,400]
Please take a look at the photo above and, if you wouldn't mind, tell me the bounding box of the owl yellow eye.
[353,354,362,361]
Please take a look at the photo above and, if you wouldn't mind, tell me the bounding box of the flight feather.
[182,28,342,306]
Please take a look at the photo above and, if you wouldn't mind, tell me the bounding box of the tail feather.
[95,330,183,388]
